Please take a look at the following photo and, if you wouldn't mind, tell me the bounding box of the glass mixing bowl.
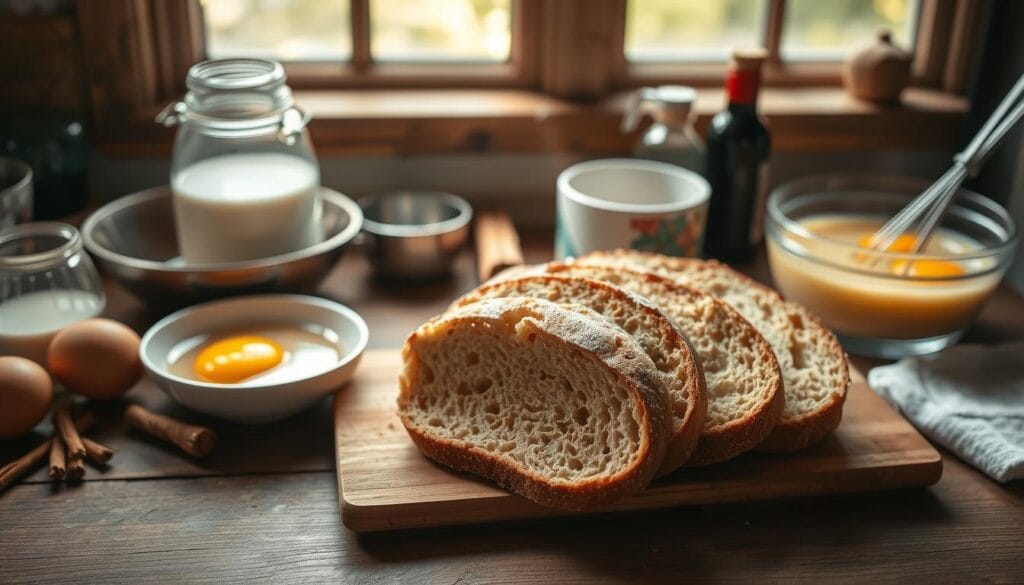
[766,174,1017,359]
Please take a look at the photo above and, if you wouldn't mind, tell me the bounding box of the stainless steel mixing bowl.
[359,191,472,280]
[82,186,362,308]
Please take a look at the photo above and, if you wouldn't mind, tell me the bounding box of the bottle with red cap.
[704,48,771,262]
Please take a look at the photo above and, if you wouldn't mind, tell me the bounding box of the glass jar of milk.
[157,58,321,265]
[0,222,105,365]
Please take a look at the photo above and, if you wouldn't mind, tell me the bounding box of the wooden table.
[2,233,1023,584]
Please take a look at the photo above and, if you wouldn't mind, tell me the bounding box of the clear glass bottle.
[0,222,105,364]
[621,85,707,175]
[157,58,321,265]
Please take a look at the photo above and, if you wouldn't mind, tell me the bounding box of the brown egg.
[0,356,54,439]
[47,318,143,400]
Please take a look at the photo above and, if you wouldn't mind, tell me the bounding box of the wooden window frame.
[76,0,984,156]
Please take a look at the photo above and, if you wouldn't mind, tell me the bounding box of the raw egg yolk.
[856,234,964,277]
[891,259,966,278]
[194,336,283,384]
[857,233,919,253]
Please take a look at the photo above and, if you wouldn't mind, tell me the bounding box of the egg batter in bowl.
[766,175,1017,358]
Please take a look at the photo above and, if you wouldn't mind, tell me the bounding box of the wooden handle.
[475,211,525,283]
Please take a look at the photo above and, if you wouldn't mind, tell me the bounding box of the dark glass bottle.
[704,50,771,262]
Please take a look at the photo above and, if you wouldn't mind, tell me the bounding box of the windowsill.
[102,86,968,157]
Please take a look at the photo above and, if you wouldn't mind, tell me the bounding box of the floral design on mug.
[630,207,706,257]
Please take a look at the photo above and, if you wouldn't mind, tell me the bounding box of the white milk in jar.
[0,289,103,364]
[172,152,321,264]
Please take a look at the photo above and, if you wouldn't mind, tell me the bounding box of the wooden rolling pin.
[475,211,525,283]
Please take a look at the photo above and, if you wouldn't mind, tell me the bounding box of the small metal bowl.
[359,191,472,280]
[82,186,362,308]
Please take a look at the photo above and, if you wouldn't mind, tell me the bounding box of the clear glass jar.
[157,58,321,265]
[0,222,105,364]
[621,85,707,175]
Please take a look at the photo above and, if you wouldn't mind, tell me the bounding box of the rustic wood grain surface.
[1,232,1023,584]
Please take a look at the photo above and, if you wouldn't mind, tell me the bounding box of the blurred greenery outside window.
[203,0,511,63]
[627,0,917,62]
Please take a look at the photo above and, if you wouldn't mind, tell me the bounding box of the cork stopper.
[730,47,767,71]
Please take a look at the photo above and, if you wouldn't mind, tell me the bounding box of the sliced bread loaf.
[580,250,850,452]
[453,275,707,474]
[535,262,784,465]
[399,297,671,510]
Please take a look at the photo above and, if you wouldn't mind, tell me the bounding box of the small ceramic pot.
[843,29,912,104]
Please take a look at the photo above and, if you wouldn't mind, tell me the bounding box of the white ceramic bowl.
[140,295,368,423]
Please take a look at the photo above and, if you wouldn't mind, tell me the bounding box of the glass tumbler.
[0,222,106,364]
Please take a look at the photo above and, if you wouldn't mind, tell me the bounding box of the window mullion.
[765,0,786,64]
[538,0,625,98]
[351,0,371,70]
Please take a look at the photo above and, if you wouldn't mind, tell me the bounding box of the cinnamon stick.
[124,404,216,458]
[48,435,66,479]
[475,211,525,283]
[65,457,85,481]
[54,407,86,461]
[82,437,114,465]
[0,440,51,492]
[0,413,96,493]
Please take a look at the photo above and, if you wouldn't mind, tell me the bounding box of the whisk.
[863,71,1024,265]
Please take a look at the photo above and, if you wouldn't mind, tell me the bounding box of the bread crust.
[579,250,849,453]
[454,274,707,475]
[399,298,670,511]
[541,262,785,467]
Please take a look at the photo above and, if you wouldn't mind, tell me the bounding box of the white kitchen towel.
[868,341,1024,483]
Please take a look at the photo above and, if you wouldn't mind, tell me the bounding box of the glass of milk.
[0,222,105,364]
[157,58,321,265]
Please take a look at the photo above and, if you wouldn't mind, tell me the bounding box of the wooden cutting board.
[334,349,941,533]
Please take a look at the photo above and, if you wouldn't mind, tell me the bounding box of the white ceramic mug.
[555,158,711,259]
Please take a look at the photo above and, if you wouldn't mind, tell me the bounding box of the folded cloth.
[868,341,1024,483]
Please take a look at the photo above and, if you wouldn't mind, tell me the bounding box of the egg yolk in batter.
[194,335,283,383]
[856,234,964,277]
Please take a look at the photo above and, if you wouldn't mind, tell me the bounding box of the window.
[369,0,511,62]
[625,0,767,63]
[204,0,352,61]
[201,0,526,88]
[75,0,983,154]
[195,0,959,92]
[781,0,916,61]
[622,0,920,87]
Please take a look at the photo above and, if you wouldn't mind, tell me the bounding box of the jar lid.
[621,85,698,132]
[646,85,697,107]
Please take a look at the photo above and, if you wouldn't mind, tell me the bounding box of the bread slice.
[528,263,783,465]
[399,297,671,510]
[580,250,850,452]
[453,275,707,475]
